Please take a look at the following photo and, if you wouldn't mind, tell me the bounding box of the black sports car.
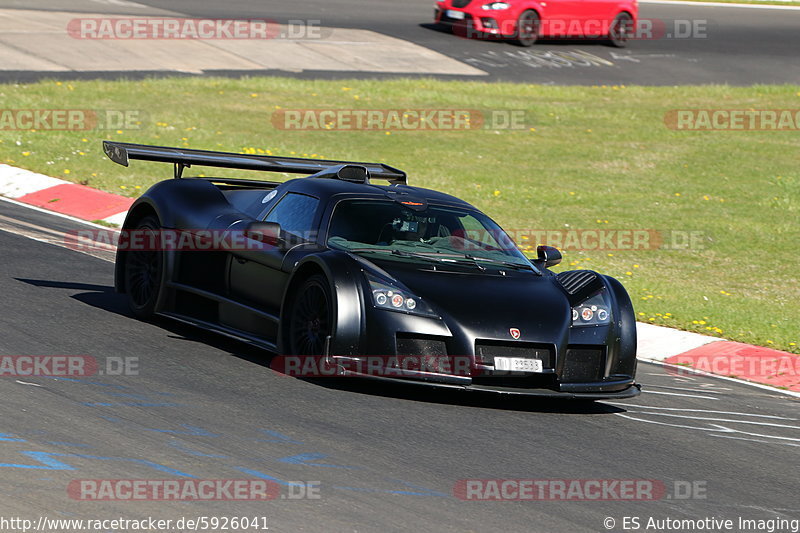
[104,141,639,399]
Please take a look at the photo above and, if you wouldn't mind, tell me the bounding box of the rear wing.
[103,141,407,185]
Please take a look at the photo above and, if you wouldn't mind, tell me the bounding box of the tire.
[289,275,333,356]
[608,12,634,48]
[124,215,165,319]
[513,10,539,47]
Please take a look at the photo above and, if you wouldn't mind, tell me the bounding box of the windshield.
[326,199,535,270]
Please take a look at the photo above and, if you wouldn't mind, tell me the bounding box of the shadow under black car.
[306,377,627,414]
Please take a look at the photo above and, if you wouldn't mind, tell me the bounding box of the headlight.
[481,2,510,9]
[366,272,438,318]
[571,290,612,327]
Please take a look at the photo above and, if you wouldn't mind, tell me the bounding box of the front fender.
[603,274,637,378]
[278,251,365,356]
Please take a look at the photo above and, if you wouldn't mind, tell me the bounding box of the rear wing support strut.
[174,162,190,179]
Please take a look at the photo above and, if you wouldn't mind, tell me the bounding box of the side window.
[264,192,320,240]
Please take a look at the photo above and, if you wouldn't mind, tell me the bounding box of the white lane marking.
[605,404,797,420]
[708,434,800,447]
[622,411,800,430]
[0,212,115,263]
[641,0,800,10]
[616,412,722,430]
[89,0,149,8]
[646,384,726,394]
[709,425,800,442]
[638,360,800,399]
[0,213,67,238]
[698,384,733,390]
[15,380,42,387]
[644,373,698,380]
[615,413,800,441]
[642,390,719,400]
[463,49,614,70]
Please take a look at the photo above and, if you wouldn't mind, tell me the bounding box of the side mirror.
[244,221,283,246]
[536,245,562,268]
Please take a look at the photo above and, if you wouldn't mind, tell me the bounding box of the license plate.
[494,357,544,373]
[446,9,466,19]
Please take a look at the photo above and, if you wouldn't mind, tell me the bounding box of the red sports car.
[434,0,637,47]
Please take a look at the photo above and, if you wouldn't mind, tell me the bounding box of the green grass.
[1,77,798,353]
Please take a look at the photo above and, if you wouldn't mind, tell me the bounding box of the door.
[228,192,321,316]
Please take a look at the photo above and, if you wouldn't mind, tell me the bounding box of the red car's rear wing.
[103,141,407,185]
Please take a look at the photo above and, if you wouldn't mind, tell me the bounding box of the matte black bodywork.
[108,142,640,400]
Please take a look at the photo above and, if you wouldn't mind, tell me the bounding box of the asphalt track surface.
[0,0,799,84]
[0,198,798,532]
[0,1,799,531]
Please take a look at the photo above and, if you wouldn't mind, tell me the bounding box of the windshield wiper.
[342,247,538,273]
[463,254,540,273]
[344,247,449,265]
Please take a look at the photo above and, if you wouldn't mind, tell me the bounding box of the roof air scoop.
[311,164,370,184]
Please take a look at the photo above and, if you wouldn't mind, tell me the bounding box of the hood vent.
[556,270,605,305]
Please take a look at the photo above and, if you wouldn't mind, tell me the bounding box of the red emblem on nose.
[509,328,521,339]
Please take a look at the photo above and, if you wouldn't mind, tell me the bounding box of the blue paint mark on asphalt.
[0,451,194,477]
[331,486,439,496]
[82,402,179,407]
[51,378,174,395]
[97,391,165,400]
[256,430,303,444]
[332,480,448,497]
[63,453,195,477]
[51,378,128,389]
[100,418,217,436]
[0,434,25,442]
[143,425,218,437]
[168,441,227,458]
[232,467,304,486]
[0,451,75,470]
[385,479,449,497]
[277,453,355,469]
